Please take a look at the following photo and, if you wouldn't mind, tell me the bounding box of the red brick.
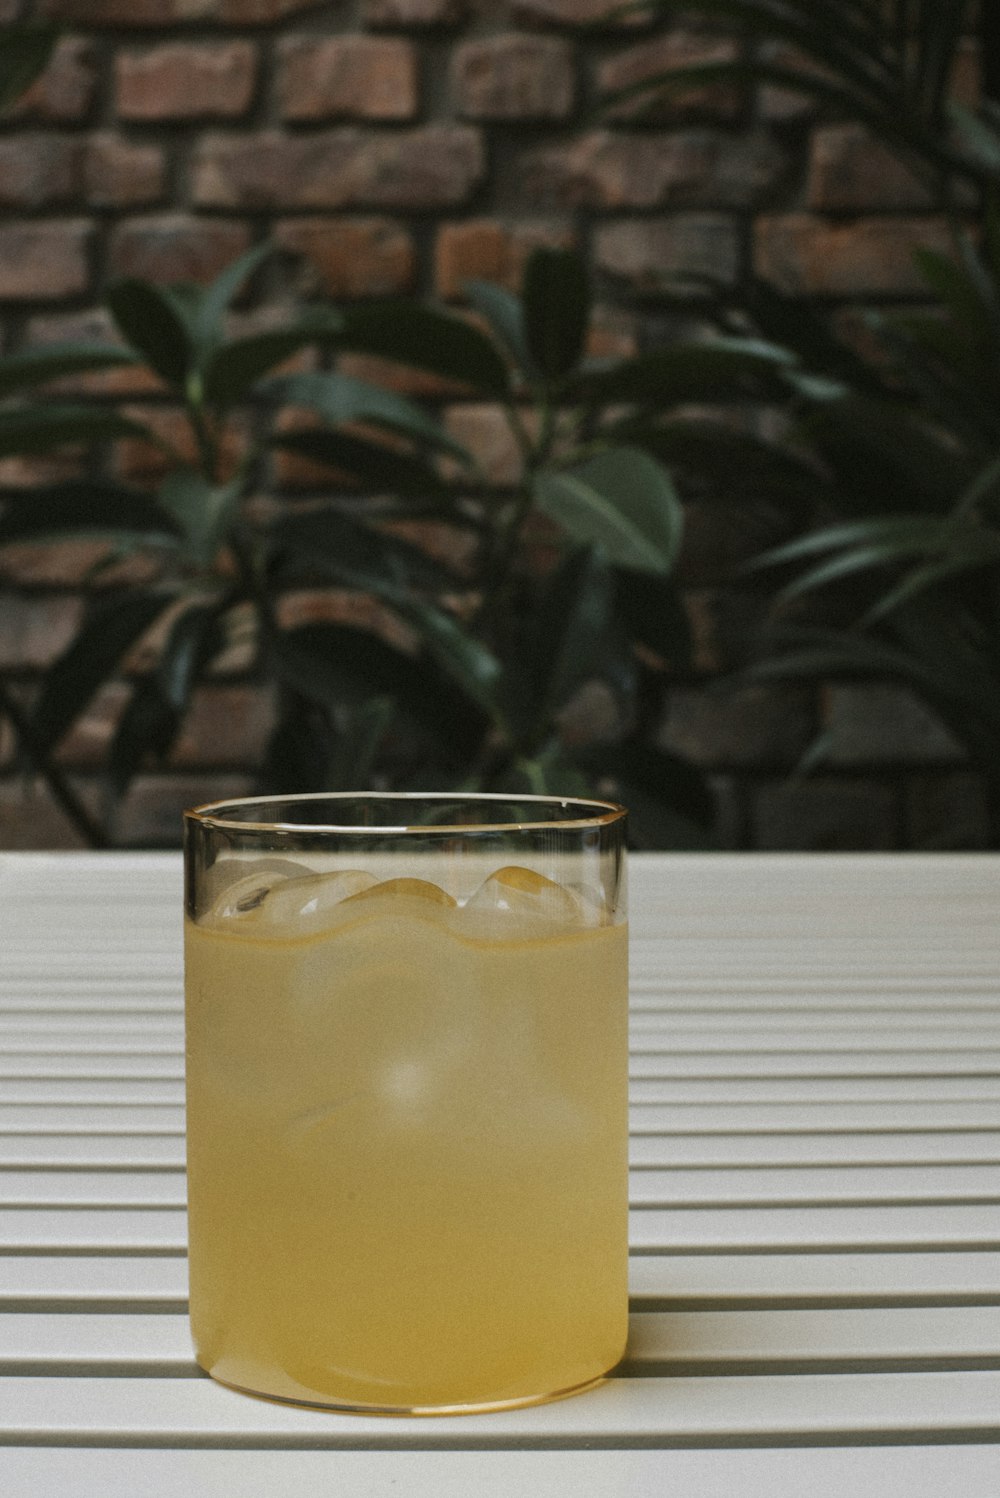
[821,684,964,765]
[275,217,417,297]
[434,218,573,298]
[39,0,320,21]
[756,41,825,123]
[452,35,575,119]
[754,213,956,297]
[336,352,469,400]
[85,134,165,208]
[116,42,257,121]
[595,214,740,291]
[751,777,898,851]
[598,31,743,122]
[113,405,248,484]
[0,135,82,209]
[108,215,252,285]
[0,448,85,489]
[517,128,785,209]
[659,684,815,769]
[54,680,128,769]
[805,125,935,212]
[39,0,218,21]
[0,539,160,588]
[0,776,104,851]
[682,588,769,674]
[951,35,982,109]
[215,0,323,19]
[364,0,465,21]
[8,37,96,122]
[169,683,277,767]
[585,307,638,362]
[0,594,84,670]
[114,773,254,848]
[0,221,91,302]
[679,498,791,587]
[275,590,415,657]
[441,403,524,485]
[25,309,166,398]
[193,126,484,210]
[509,0,642,24]
[906,772,990,851]
[278,37,417,121]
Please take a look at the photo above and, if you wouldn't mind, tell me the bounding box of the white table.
[1,852,998,1497]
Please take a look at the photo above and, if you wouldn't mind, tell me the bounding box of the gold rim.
[184,790,627,836]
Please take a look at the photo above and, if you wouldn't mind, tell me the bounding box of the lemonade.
[184,862,628,1412]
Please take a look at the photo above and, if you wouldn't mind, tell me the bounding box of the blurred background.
[1,0,998,852]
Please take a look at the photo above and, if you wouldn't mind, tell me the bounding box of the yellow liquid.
[184,886,628,1412]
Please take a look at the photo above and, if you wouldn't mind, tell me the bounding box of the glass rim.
[184,790,627,836]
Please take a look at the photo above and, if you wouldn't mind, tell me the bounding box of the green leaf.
[613,416,820,515]
[107,678,180,798]
[158,469,242,565]
[578,739,716,849]
[394,598,504,722]
[912,246,993,335]
[572,338,796,408]
[800,395,974,515]
[462,279,530,373]
[757,516,969,568]
[194,242,274,350]
[264,370,473,466]
[949,101,1000,181]
[912,0,971,124]
[0,22,58,114]
[271,427,451,498]
[271,622,489,761]
[535,446,683,575]
[614,568,693,670]
[337,301,512,397]
[0,480,183,550]
[532,547,618,721]
[0,404,154,459]
[259,700,335,796]
[106,279,194,391]
[738,279,885,391]
[200,310,343,408]
[499,547,625,742]
[108,596,224,795]
[522,247,591,384]
[0,343,138,400]
[272,505,460,597]
[31,592,173,755]
[156,601,223,712]
[743,622,1000,761]
[325,695,395,789]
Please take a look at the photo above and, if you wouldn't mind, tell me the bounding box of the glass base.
[202,1364,610,1417]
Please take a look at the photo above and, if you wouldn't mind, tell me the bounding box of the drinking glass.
[183,792,628,1414]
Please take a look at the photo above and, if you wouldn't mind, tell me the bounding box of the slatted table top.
[1,851,998,1497]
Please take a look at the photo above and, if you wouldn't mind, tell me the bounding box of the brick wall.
[0,0,989,848]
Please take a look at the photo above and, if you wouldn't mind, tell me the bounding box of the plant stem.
[0,680,109,848]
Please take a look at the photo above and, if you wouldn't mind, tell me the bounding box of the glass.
[183,792,629,1415]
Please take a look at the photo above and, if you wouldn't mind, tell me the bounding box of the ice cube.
[460,865,589,940]
[202,857,314,920]
[204,868,379,937]
[341,876,457,911]
[257,869,380,934]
